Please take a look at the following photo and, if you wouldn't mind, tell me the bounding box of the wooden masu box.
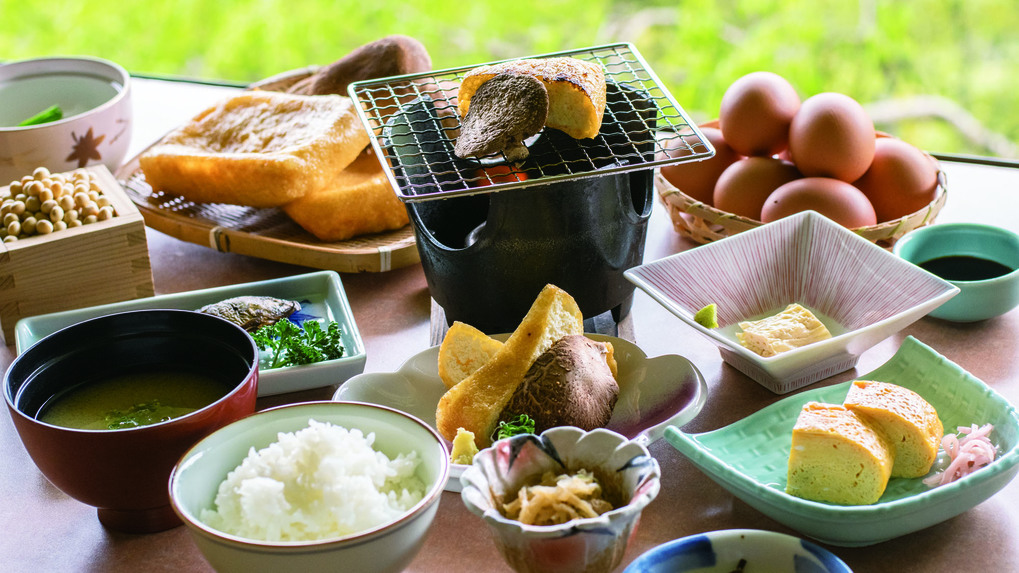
[0,165,154,344]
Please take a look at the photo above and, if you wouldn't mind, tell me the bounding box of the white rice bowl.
[201,419,426,542]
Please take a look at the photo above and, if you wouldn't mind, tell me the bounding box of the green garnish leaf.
[18,104,63,127]
[694,303,719,329]
[105,400,169,430]
[251,318,345,369]
[494,414,536,441]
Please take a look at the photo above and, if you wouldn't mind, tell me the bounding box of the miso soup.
[39,370,230,430]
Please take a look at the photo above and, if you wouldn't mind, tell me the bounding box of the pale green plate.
[665,336,1019,547]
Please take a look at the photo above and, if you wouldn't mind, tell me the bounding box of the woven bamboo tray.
[656,153,948,249]
[114,68,419,273]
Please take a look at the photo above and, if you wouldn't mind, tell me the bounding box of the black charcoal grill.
[349,43,713,333]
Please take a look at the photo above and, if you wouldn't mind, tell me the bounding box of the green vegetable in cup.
[18,105,63,127]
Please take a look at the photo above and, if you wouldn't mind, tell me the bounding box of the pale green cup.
[894,223,1019,322]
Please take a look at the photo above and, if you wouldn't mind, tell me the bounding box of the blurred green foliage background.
[5,0,1016,158]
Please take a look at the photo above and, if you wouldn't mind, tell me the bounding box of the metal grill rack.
[348,43,713,203]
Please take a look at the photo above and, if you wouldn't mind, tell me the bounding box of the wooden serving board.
[115,151,419,273]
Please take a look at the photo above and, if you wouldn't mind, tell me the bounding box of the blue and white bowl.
[461,427,660,573]
[623,529,852,573]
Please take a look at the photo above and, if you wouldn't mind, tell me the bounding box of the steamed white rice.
[200,419,426,542]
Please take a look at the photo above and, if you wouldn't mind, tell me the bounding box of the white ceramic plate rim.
[333,334,708,492]
[623,528,852,573]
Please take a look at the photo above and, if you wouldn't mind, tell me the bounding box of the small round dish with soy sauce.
[894,222,1019,322]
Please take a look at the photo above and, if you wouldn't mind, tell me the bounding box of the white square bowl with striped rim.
[625,210,960,393]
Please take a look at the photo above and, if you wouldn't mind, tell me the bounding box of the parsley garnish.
[494,414,537,441]
[251,318,345,369]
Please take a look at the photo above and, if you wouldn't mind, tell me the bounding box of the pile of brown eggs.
[659,72,940,228]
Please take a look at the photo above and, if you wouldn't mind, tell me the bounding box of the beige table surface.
[2,78,1018,572]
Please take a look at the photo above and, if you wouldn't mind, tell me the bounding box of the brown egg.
[719,72,801,157]
[659,127,741,205]
[854,137,939,222]
[788,93,876,182]
[762,177,877,228]
[714,157,801,220]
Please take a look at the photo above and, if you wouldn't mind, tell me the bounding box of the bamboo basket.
[656,158,947,249]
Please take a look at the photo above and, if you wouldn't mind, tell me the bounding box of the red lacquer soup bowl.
[4,309,258,533]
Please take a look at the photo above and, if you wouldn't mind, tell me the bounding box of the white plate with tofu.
[333,334,708,492]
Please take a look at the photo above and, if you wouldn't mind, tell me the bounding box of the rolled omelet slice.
[843,380,943,478]
[140,91,369,208]
[787,402,893,505]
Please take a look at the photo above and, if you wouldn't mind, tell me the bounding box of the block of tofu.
[282,149,409,241]
[843,380,943,478]
[787,402,893,505]
[140,91,369,208]
[736,303,833,357]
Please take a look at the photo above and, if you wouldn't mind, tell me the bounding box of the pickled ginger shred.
[200,419,425,541]
[923,423,997,487]
[502,469,614,526]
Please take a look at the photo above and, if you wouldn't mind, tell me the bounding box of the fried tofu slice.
[282,149,409,241]
[435,284,583,447]
[140,91,368,208]
[438,321,505,389]
[736,303,832,357]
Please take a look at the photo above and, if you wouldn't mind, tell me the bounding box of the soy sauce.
[918,255,1015,281]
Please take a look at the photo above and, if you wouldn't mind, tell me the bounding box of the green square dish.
[665,336,1019,547]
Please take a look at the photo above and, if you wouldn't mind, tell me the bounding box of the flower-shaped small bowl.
[626,210,959,393]
[460,427,660,573]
